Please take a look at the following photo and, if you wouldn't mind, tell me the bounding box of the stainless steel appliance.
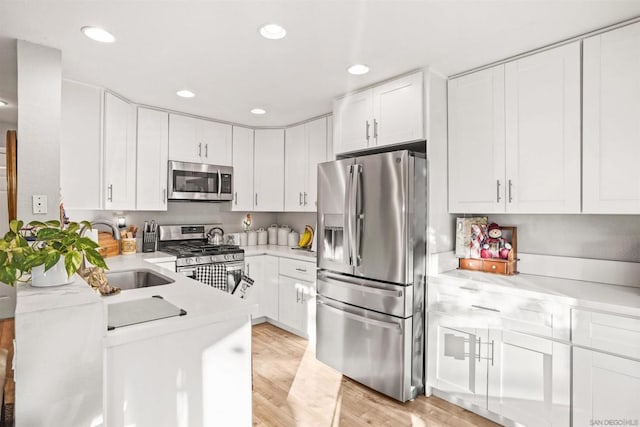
[168,161,233,201]
[158,224,244,293]
[316,150,426,402]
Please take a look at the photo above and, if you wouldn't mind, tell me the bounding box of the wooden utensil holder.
[458,226,518,275]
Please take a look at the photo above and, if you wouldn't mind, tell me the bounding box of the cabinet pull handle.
[303,192,307,205]
[295,268,307,273]
[477,336,482,362]
[496,180,501,203]
[198,143,202,157]
[299,192,303,206]
[163,188,166,204]
[255,193,258,206]
[491,340,495,366]
[234,191,237,205]
[365,120,370,143]
[246,263,250,276]
[373,118,378,144]
[108,184,113,202]
[471,304,500,313]
[508,179,513,203]
[205,143,208,158]
[296,287,300,303]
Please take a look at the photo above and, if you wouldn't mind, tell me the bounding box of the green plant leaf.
[37,228,64,241]
[76,237,99,250]
[64,252,82,277]
[44,252,61,272]
[84,248,108,269]
[4,231,16,242]
[66,222,79,234]
[0,251,7,266]
[80,220,92,230]
[24,252,46,270]
[28,221,47,229]
[9,220,23,234]
[0,266,17,286]
[45,220,61,228]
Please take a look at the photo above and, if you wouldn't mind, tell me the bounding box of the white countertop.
[242,245,317,262]
[430,269,640,317]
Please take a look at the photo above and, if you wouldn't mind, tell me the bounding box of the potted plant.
[0,219,108,287]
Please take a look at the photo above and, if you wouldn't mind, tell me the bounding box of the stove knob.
[225,254,231,261]
[209,256,215,263]
[196,257,205,264]
[186,258,195,265]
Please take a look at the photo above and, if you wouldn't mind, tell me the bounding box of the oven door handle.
[317,300,403,333]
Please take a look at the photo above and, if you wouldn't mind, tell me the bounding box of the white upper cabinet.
[448,65,506,213]
[60,80,103,210]
[505,42,581,213]
[231,126,255,211]
[284,117,328,212]
[583,22,640,213]
[333,71,424,155]
[284,124,307,211]
[169,114,232,166]
[373,71,424,147]
[103,92,136,210]
[448,43,580,214]
[136,108,169,211]
[253,129,285,212]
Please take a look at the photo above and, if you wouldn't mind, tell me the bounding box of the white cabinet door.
[298,280,316,341]
[429,312,489,410]
[573,347,640,426]
[136,108,168,211]
[200,120,232,166]
[245,256,265,318]
[333,89,373,155]
[373,71,424,147]
[505,42,581,213]
[254,129,284,211]
[261,256,279,320]
[103,92,136,210]
[231,126,254,211]
[488,329,570,427]
[448,65,506,213]
[305,117,328,211]
[60,80,103,210]
[168,113,199,163]
[284,124,307,211]
[278,275,301,330]
[583,22,640,213]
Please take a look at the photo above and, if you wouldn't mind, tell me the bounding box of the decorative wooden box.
[458,226,518,276]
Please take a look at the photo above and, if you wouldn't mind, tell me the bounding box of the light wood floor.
[252,323,498,427]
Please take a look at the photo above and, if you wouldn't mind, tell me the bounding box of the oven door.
[168,161,233,201]
[178,261,244,293]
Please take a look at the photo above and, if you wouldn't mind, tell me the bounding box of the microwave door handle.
[217,170,222,197]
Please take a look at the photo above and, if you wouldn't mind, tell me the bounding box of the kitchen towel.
[232,273,255,299]
[195,264,229,291]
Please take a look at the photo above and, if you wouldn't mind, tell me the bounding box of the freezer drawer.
[317,271,412,318]
[315,295,414,401]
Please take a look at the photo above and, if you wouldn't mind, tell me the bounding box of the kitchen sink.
[105,269,175,290]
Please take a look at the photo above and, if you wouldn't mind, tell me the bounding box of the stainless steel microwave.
[167,161,233,201]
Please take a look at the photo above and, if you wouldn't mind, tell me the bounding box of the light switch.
[32,195,47,214]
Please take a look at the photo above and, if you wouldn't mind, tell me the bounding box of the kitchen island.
[14,252,256,427]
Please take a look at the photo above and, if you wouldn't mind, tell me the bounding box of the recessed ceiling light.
[259,24,287,40]
[176,90,195,98]
[251,108,266,115]
[348,64,370,75]
[0,100,8,107]
[81,26,116,43]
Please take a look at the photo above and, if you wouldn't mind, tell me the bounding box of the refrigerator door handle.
[351,164,362,266]
[317,300,403,333]
[346,164,355,266]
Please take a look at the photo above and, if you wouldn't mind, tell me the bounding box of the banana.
[297,225,314,248]
[303,225,314,248]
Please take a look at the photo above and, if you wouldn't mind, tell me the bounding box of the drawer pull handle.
[471,304,500,313]
[295,268,307,273]
[459,286,478,292]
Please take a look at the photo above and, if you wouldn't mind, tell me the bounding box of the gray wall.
[0,121,16,147]
[16,40,61,222]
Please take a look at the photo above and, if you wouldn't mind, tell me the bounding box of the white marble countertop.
[242,245,317,262]
[430,269,640,318]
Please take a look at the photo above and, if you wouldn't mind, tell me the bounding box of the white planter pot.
[31,258,75,287]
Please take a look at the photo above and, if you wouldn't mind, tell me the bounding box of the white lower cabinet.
[488,329,570,427]
[277,276,315,340]
[573,348,640,426]
[245,255,278,320]
[428,284,570,426]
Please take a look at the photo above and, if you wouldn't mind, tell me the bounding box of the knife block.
[142,230,157,253]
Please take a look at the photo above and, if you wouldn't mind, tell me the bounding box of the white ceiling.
[1,1,640,127]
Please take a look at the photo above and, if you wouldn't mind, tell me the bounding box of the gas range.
[157,224,245,268]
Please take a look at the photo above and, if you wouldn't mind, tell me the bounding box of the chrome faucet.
[80,220,121,240]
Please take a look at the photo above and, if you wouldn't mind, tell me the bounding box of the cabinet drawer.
[459,258,483,271]
[279,258,315,282]
[482,260,507,274]
[572,308,640,359]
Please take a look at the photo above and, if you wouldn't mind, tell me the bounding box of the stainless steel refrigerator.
[316,149,427,402]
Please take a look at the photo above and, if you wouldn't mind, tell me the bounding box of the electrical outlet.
[32,195,47,214]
